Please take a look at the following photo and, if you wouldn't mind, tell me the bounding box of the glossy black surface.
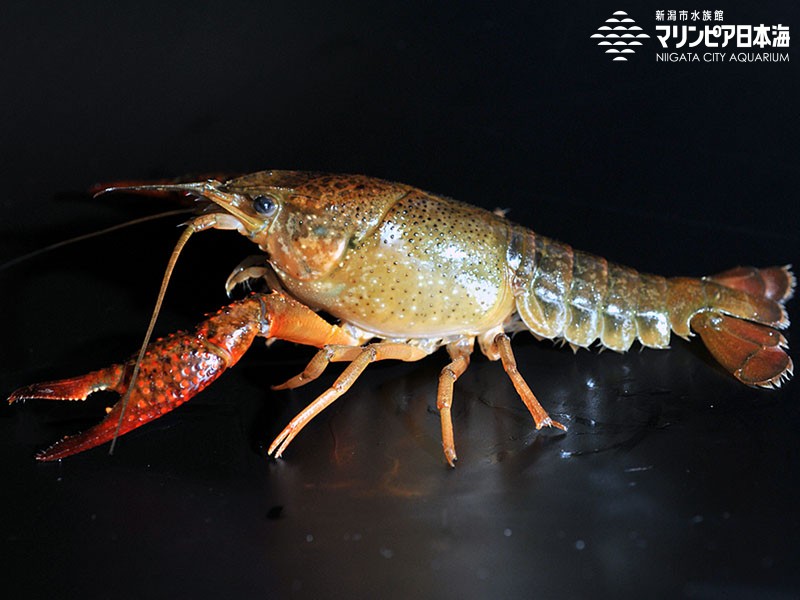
[2,2,798,598]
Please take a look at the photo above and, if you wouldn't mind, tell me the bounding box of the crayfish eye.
[252,194,278,216]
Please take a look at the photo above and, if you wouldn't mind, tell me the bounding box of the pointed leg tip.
[266,435,286,458]
[271,375,310,391]
[266,441,278,456]
[536,417,568,432]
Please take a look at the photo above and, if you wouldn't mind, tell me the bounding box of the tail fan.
[690,266,793,387]
[707,265,795,303]
[691,311,792,388]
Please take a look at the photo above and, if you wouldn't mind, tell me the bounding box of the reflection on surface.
[261,336,692,502]
[5,326,797,598]
[253,334,792,597]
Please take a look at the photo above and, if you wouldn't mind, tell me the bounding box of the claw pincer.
[10,295,268,460]
[10,290,361,461]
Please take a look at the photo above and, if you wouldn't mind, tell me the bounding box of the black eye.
[252,194,278,216]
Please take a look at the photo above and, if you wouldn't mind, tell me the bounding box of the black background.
[2,2,798,598]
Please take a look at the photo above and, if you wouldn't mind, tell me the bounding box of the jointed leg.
[272,345,364,390]
[437,342,472,466]
[492,333,566,431]
[268,342,428,458]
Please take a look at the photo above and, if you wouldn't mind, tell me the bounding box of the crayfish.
[9,172,794,465]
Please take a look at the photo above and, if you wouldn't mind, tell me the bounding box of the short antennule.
[94,179,264,233]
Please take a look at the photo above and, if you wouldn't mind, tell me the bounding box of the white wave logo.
[591,10,650,61]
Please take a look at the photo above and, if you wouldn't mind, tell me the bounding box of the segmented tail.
[507,225,793,386]
[690,265,794,388]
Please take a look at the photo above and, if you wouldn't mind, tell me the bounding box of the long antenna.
[108,214,216,454]
[0,209,194,272]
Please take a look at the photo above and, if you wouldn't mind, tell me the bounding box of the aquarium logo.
[591,10,651,61]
